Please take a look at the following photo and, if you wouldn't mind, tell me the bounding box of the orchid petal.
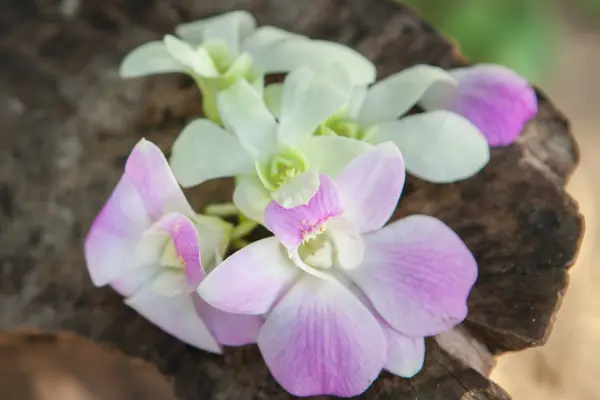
[85,177,151,287]
[193,214,232,269]
[193,294,263,346]
[271,170,320,209]
[263,83,284,119]
[347,215,478,337]
[278,67,350,146]
[151,269,188,297]
[424,64,538,147]
[154,212,204,291]
[110,265,159,298]
[119,41,187,78]
[372,111,490,183]
[358,65,457,126]
[382,325,425,378]
[85,139,192,286]
[198,237,299,315]
[125,286,221,353]
[163,35,218,77]
[242,26,307,55]
[302,135,372,177]
[258,275,386,397]
[217,79,278,160]
[233,175,272,223]
[175,11,256,47]
[252,40,376,85]
[265,175,341,251]
[347,86,368,119]
[170,118,254,187]
[125,138,195,218]
[197,11,256,56]
[335,142,405,233]
[328,217,364,270]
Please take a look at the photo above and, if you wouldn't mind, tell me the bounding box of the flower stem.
[204,203,239,217]
[231,238,251,250]
[232,219,258,240]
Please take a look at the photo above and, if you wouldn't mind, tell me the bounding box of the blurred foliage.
[579,0,600,17]
[400,0,561,84]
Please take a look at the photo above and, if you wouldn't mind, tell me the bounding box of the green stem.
[194,77,222,125]
[232,219,258,240]
[231,238,251,250]
[204,202,239,217]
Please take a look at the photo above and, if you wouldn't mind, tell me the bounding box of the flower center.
[316,114,369,140]
[256,146,311,192]
[297,231,334,269]
[159,239,184,270]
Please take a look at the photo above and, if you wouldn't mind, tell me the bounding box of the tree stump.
[0,0,583,399]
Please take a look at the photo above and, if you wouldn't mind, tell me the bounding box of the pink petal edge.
[335,142,405,234]
[346,215,478,337]
[155,212,205,291]
[257,275,386,397]
[446,64,538,147]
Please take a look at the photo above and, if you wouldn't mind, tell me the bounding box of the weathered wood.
[0,0,582,399]
[0,330,177,400]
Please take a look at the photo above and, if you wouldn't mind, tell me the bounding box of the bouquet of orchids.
[84,11,537,397]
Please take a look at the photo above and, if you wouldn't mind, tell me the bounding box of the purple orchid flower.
[423,64,538,147]
[198,142,478,396]
[84,138,262,353]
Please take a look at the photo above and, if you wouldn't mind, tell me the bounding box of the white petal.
[242,26,307,55]
[125,285,221,353]
[371,111,490,183]
[233,175,272,224]
[272,170,320,209]
[119,41,186,78]
[176,11,257,51]
[347,86,368,119]
[383,327,425,378]
[302,135,372,177]
[328,217,364,269]
[197,11,256,56]
[252,40,376,85]
[264,83,284,119]
[358,65,457,126]
[110,265,160,298]
[163,35,218,77]
[278,67,350,146]
[217,79,278,161]
[192,214,232,270]
[170,118,254,187]
[151,269,188,297]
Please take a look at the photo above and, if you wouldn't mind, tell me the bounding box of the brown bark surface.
[0,0,583,399]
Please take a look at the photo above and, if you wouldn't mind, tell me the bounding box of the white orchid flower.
[266,64,491,183]
[119,10,376,123]
[169,66,372,223]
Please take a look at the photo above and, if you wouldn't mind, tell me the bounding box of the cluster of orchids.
[84,11,537,397]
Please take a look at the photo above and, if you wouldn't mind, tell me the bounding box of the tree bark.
[0,0,583,399]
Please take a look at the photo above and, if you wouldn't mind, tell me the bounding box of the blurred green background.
[402,0,600,83]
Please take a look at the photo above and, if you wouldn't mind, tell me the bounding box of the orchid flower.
[119,10,375,123]
[198,143,478,396]
[169,66,371,223]
[420,64,538,147]
[266,64,490,183]
[84,139,263,353]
